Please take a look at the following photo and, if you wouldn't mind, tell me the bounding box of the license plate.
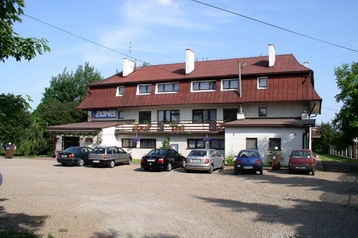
[191,159,200,163]
[93,160,100,163]
[147,159,155,162]
[61,155,68,158]
[244,166,253,169]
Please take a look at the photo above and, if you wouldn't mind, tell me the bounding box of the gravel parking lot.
[0,157,357,238]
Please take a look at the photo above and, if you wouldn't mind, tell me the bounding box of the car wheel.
[220,161,225,170]
[259,169,263,175]
[166,163,172,171]
[182,160,185,168]
[208,164,213,174]
[311,170,315,176]
[77,159,84,166]
[126,158,131,165]
[109,160,115,168]
[234,169,238,175]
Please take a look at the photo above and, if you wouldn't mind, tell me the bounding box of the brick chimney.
[185,49,195,74]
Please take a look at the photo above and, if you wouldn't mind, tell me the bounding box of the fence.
[329,144,358,160]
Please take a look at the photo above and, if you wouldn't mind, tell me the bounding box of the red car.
[288,149,316,175]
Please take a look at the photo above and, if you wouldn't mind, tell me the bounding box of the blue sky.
[1,0,357,124]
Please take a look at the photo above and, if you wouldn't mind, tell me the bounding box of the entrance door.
[62,136,80,150]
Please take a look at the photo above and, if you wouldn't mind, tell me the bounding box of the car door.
[117,148,128,163]
[168,149,179,167]
[212,150,220,169]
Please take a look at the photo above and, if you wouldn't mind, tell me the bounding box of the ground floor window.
[122,138,136,148]
[246,138,258,149]
[210,139,225,149]
[187,139,205,148]
[269,138,281,151]
[140,139,156,148]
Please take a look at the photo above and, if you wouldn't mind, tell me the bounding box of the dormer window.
[116,86,125,96]
[222,79,238,90]
[157,82,179,93]
[257,77,268,89]
[137,84,152,94]
[192,80,216,92]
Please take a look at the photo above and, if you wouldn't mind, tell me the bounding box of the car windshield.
[188,150,207,156]
[64,147,79,153]
[147,149,167,156]
[291,151,311,158]
[239,151,258,158]
[91,147,106,154]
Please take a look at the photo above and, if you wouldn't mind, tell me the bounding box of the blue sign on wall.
[93,110,117,119]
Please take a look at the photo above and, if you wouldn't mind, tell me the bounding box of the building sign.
[93,110,116,119]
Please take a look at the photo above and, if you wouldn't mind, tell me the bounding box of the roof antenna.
[129,41,132,55]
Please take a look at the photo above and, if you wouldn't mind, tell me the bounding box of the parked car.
[88,146,132,168]
[56,146,92,166]
[234,149,263,175]
[288,149,316,175]
[141,148,185,171]
[185,149,225,173]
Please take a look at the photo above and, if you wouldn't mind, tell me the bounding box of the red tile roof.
[77,54,322,110]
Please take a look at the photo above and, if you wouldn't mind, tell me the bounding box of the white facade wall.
[225,127,305,166]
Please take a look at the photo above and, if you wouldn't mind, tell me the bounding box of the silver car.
[89,146,132,168]
[185,149,225,173]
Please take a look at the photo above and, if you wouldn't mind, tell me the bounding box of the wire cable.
[190,0,358,53]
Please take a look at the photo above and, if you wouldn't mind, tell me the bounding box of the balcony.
[115,121,225,135]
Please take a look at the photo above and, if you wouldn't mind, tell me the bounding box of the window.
[222,79,238,90]
[118,111,124,119]
[138,84,152,94]
[246,138,258,150]
[187,139,205,149]
[258,107,267,117]
[140,139,156,148]
[192,109,217,122]
[223,108,238,122]
[157,83,179,93]
[139,111,151,123]
[116,86,125,96]
[269,138,281,151]
[192,81,216,91]
[158,110,180,122]
[210,139,225,150]
[258,77,268,89]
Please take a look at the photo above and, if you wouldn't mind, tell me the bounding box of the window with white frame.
[157,82,179,93]
[192,81,216,91]
[257,77,268,89]
[137,84,152,94]
[116,86,125,96]
[222,79,238,90]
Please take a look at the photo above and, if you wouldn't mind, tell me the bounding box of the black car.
[141,148,185,171]
[56,146,92,166]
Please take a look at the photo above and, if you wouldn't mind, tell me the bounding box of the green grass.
[317,154,358,163]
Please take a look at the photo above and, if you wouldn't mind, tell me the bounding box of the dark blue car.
[234,149,263,175]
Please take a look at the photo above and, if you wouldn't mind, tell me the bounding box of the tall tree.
[0,0,50,62]
[34,62,102,126]
[0,93,32,146]
[333,62,358,149]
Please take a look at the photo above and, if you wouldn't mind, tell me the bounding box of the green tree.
[0,0,50,62]
[0,93,32,147]
[333,62,358,149]
[312,122,341,154]
[34,62,102,126]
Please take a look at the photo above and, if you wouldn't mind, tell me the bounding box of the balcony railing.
[116,120,225,133]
